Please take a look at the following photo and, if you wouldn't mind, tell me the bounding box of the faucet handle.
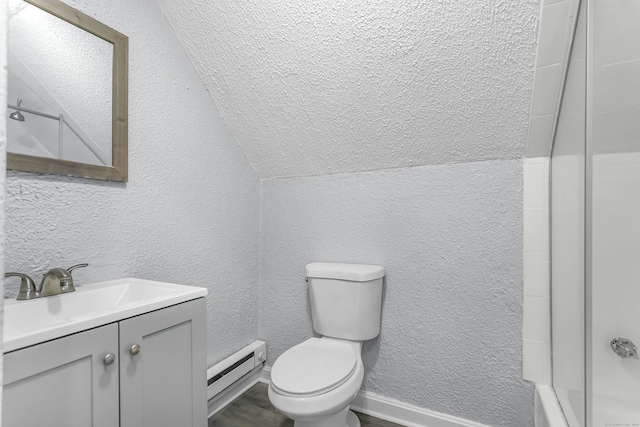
[5,272,38,300]
[611,337,639,359]
[60,263,88,293]
[67,263,88,272]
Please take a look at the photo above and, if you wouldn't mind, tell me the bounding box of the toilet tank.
[306,262,385,341]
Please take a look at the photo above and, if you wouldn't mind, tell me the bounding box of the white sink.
[3,278,207,353]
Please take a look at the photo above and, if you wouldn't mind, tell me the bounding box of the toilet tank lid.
[306,262,385,282]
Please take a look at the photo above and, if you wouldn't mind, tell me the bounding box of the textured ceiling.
[158,0,539,179]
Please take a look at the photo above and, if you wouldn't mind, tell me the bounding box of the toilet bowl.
[268,338,364,427]
[268,263,385,427]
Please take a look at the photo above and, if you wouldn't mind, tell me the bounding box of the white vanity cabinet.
[119,298,207,426]
[3,298,207,427]
[3,323,120,427]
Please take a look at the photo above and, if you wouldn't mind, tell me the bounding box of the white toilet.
[268,262,385,427]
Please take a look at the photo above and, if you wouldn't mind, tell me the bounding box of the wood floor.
[208,383,405,427]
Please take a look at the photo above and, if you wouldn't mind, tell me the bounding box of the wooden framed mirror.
[7,0,128,181]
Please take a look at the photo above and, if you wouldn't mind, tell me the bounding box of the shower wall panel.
[591,153,640,407]
[590,1,640,424]
[550,1,586,426]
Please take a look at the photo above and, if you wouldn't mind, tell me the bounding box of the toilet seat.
[271,338,357,398]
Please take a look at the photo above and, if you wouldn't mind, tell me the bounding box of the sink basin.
[3,278,207,353]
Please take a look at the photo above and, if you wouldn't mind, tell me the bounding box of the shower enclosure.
[550,0,640,426]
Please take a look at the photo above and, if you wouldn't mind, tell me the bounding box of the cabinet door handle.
[130,344,141,356]
[103,353,116,366]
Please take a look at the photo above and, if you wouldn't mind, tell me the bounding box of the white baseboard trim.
[207,365,263,418]
[258,365,272,383]
[260,367,489,427]
[351,391,491,427]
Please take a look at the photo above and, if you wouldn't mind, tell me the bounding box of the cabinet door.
[3,323,119,427]
[119,298,207,427]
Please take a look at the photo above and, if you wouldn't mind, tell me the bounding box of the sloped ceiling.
[158,0,539,179]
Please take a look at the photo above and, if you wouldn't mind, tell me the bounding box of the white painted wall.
[158,0,539,179]
[1,0,8,410]
[3,0,261,366]
[259,159,533,427]
[2,1,538,424]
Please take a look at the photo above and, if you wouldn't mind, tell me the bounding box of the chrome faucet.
[5,264,88,300]
[4,273,38,300]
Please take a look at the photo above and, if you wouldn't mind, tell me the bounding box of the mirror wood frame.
[7,0,128,182]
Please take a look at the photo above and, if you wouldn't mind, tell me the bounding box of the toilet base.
[292,408,360,427]
[346,410,361,427]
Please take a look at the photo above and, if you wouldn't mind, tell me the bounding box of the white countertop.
[3,277,207,353]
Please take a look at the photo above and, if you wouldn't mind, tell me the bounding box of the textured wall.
[158,0,539,179]
[3,1,539,423]
[1,0,8,398]
[4,0,261,366]
[260,159,534,427]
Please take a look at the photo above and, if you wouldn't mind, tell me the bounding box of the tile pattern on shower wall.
[550,154,585,401]
[592,0,640,155]
[523,157,551,385]
[527,0,581,158]
[590,0,640,413]
[545,4,587,419]
[591,140,640,408]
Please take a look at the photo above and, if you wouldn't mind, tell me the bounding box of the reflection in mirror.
[8,0,113,167]
[6,0,128,182]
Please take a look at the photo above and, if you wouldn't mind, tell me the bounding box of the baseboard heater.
[207,340,267,400]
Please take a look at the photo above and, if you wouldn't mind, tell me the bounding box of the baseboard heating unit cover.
[207,340,266,400]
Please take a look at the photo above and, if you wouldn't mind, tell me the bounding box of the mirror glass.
[6,0,128,182]
[8,0,113,166]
